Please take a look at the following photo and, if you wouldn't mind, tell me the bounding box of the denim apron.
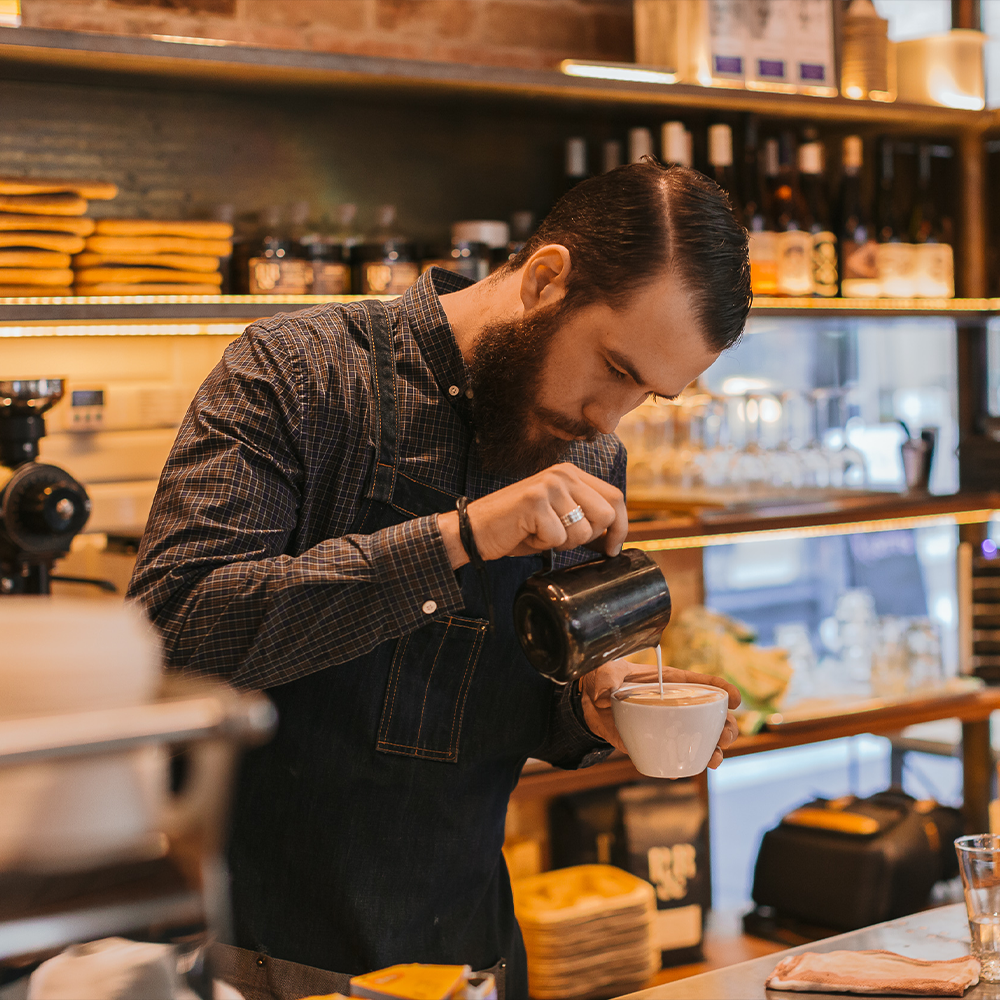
[226,301,556,1000]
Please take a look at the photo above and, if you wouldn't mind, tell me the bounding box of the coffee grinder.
[0,379,91,595]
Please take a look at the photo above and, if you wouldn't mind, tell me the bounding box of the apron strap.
[359,299,398,506]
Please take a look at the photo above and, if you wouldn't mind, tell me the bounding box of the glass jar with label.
[248,205,313,296]
[298,208,351,295]
[355,204,420,296]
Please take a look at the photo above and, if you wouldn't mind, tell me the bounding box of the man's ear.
[519,244,571,313]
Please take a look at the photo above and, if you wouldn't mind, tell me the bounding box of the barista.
[127,160,751,999]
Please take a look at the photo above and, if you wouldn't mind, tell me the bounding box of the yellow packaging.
[349,963,470,1000]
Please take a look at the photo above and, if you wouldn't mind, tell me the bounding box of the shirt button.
[448,385,461,397]
[465,389,474,399]
[422,600,438,615]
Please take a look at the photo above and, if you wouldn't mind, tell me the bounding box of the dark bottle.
[707,123,741,219]
[910,144,955,297]
[773,135,813,296]
[247,205,312,295]
[741,118,765,233]
[875,139,903,244]
[661,121,691,168]
[561,137,590,198]
[507,210,535,261]
[838,136,878,297]
[628,127,654,164]
[874,139,914,297]
[601,140,623,173]
[749,137,781,295]
[798,140,838,297]
[298,206,351,295]
[355,204,420,296]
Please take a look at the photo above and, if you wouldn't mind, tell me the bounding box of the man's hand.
[439,462,628,567]
[578,659,741,769]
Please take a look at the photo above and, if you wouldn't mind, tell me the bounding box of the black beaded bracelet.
[456,496,495,632]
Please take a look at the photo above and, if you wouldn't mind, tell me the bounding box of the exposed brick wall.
[20,0,635,69]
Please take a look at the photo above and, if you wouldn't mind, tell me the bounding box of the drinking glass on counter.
[956,835,1000,982]
[617,385,870,501]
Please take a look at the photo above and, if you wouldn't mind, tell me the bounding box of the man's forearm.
[130,514,465,690]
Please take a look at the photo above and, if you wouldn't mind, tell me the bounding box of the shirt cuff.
[543,681,614,770]
[371,513,466,630]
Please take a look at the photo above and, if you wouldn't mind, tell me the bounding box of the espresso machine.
[0,379,92,595]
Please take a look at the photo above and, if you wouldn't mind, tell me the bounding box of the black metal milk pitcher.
[513,548,672,684]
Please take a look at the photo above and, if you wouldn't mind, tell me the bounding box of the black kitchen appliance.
[0,379,91,595]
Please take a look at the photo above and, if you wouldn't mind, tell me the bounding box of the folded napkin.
[766,949,980,996]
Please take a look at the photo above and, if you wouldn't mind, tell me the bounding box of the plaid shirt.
[128,268,624,769]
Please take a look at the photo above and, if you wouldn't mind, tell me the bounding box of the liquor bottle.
[774,135,813,296]
[748,137,780,296]
[707,123,741,218]
[248,205,313,295]
[837,136,879,297]
[874,139,914,297]
[298,206,351,295]
[661,121,691,168]
[333,202,362,260]
[910,144,955,298]
[355,204,420,296]
[628,127,654,164]
[741,118,765,232]
[562,137,590,195]
[797,140,838,297]
[507,210,535,260]
[602,140,623,173]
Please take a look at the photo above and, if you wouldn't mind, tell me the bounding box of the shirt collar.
[401,267,477,414]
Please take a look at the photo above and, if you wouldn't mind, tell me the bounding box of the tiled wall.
[20,0,634,70]
[0,73,671,238]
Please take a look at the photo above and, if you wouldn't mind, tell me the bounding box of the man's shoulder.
[241,300,382,361]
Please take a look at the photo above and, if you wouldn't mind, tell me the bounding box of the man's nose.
[582,401,622,437]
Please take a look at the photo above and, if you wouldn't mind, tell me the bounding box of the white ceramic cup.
[611,681,728,779]
[0,597,166,873]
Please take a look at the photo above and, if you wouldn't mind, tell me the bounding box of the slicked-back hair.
[506,159,752,353]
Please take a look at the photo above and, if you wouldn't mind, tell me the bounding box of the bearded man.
[127,160,752,1000]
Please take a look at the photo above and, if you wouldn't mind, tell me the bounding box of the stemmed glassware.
[615,382,870,500]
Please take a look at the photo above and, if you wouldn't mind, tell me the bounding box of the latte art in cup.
[611,681,728,779]
[618,688,722,706]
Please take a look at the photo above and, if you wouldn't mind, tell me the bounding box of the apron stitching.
[448,625,487,757]
[378,634,410,743]
[413,625,450,748]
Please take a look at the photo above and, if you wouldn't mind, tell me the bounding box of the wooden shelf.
[0,294,998,329]
[512,686,1000,798]
[626,491,1000,549]
[0,294,377,326]
[1,26,998,133]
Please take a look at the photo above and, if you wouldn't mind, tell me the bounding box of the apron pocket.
[377,614,488,763]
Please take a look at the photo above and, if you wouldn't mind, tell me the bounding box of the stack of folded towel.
[766,949,981,996]
[74,219,233,295]
[0,178,117,296]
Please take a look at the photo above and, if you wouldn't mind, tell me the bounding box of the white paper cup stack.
[512,864,660,999]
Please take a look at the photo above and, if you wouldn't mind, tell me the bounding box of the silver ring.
[560,505,585,527]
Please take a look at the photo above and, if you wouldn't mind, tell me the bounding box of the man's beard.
[468,304,597,477]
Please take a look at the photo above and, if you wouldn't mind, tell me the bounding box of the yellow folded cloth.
[766,950,980,996]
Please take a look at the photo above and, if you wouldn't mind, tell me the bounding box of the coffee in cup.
[611,681,728,779]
